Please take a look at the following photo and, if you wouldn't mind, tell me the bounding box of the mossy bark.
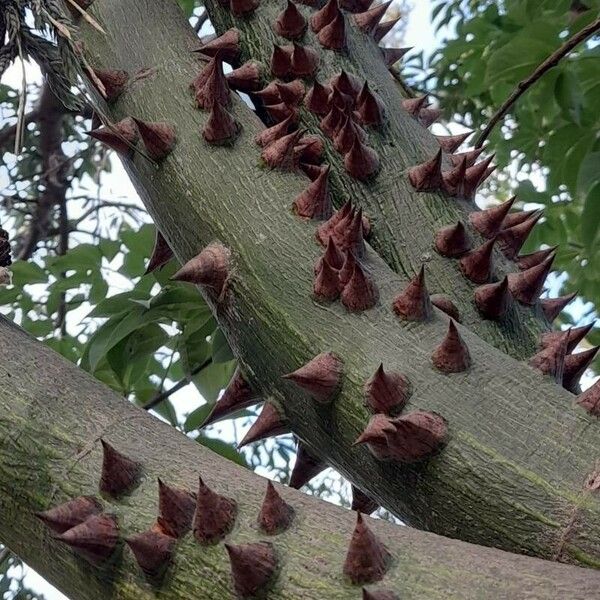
[75,0,600,567]
[0,317,600,599]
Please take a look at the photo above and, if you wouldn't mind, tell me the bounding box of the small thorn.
[145,230,173,274]
[449,148,483,167]
[172,243,231,298]
[392,266,432,321]
[283,352,343,404]
[238,402,289,448]
[441,156,467,196]
[99,439,142,498]
[203,369,259,427]
[577,379,600,417]
[264,102,299,124]
[315,236,345,272]
[305,81,332,116]
[226,61,262,92]
[436,131,472,153]
[316,200,353,246]
[274,0,307,39]
[540,292,577,322]
[528,332,569,384]
[460,155,495,198]
[434,221,470,257]
[87,117,138,156]
[295,134,324,164]
[311,0,340,33]
[271,44,293,79]
[408,149,443,191]
[343,513,391,584]
[507,254,555,305]
[374,16,400,42]
[517,246,558,271]
[225,541,278,597]
[55,513,119,566]
[274,80,306,106]
[91,68,128,102]
[497,212,542,259]
[431,294,460,321]
[331,70,361,99]
[432,320,470,373]
[459,237,496,284]
[195,28,241,63]
[341,260,379,312]
[469,197,516,239]
[356,82,385,127]
[563,347,599,393]
[302,161,325,180]
[351,486,379,515]
[255,81,284,105]
[126,529,175,579]
[334,115,367,154]
[261,129,304,170]
[353,1,392,36]
[314,258,340,302]
[293,165,332,220]
[229,0,259,17]
[291,43,320,77]
[401,95,429,116]
[157,478,196,538]
[258,481,294,534]
[344,138,380,180]
[36,496,102,534]
[289,442,327,488]
[333,206,366,257]
[318,9,347,50]
[194,54,230,110]
[203,102,241,146]
[381,46,411,68]
[541,322,594,353]
[320,105,345,138]
[132,118,176,161]
[254,114,295,148]
[364,363,410,415]
[192,476,237,544]
[502,208,540,229]
[474,277,512,320]
[418,106,442,128]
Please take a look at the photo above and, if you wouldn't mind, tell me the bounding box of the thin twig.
[475,17,600,148]
[142,358,212,411]
[194,10,209,33]
[0,546,10,566]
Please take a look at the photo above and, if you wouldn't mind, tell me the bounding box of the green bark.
[76,0,600,567]
[0,317,600,599]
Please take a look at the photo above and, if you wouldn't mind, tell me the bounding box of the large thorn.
[202,369,259,427]
[145,230,173,274]
[517,246,557,271]
[353,1,392,36]
[314,256,341,302]
[528,333,569,384]
[36,496,102,534]
[474,276,512,320]
[238,402,289,447]
[331,70,361,99]
[172,243,231,298]
[194,54,230,110]
[318,9,347,50]
[254,114,295,148]
[203,102,241,146]
[274,0,307,39]
[261,129,303,170]
[497,212,543,260]
[291,43,320,77]
[442,156,467,196]
[343,513,391,585]
[434,222,471,257]
[225,541,278,597]
[311,0,340,32]
[258,480,294,534]
[430,294,460,321]
[469,197,516,239]
[401,95,428,116]
[332,206,366,257]
[364,363,410,415]
[577,379,600,417]
[344,138,380,180]
[271,44,293,79]
[436,131,471,153]
[334,115,367,154]
[315,237,345,272]
[293,165,332,219]
[305,81,332,115]
[351,485,379,515]
[563,347,599,393]
[126,529,175,579]
[283,352,343,403]
[341,260,379,312]
[356,82,385,127]
[432,320,471,373]
[194,28,240,62]
[157,478,196,538]
[541,322,594,353]
[289,442,327,488]
[408,149,443,192]
[392,266,432,321]
[132,119,176,161]
[459,237,496,284]
[460,154,495,198]
[192,476,237,544]
[507,254,555,305]
[540,292,577,322]
[87,117,138,156]
[449,147,483,167]
[381,46,411,68]
[90,68,128,102]
[229,0,260,17]
[374,16,400,42]
[226,61,262,92]
[502,208,539,229]
[99,439,142,498]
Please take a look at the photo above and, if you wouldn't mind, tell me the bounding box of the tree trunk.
[0,316,599,599]
[76,0,600,567]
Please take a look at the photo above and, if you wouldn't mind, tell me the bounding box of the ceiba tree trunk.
[75,0,598,568]
[1,317,600,599]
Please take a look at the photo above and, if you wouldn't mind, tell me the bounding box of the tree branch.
[475,17,600,148]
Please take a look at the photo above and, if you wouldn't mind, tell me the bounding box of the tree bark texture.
[75,0,600,567]
[0,317,600,599]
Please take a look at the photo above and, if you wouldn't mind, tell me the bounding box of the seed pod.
[290,42,320,77]
[126,529,175,579]
[91,68,128,102]
[172,243,231,298]
[563,347,599,393]
[157,479,196,538]
[540,292,577,323]
[258,481,294,534]
[351,486,379,515]
[305,81,332,115]
[528,333,569,384]
[474,277,512,320]
[311,0,339,32]
[229,0,259,17]
[408,149,443,191]
[261,129,304,170]
[145,230,173,274]
[36,496,103,534]
[226,61,263,92]
[238,402,289,447]
[87,117,138,156]
[353,1,392,35]
[225,541,278,597]
[469,197,515,238]
[577,379,600,417]
[289,442,327,488]
[55,513,119,566]
[203,102,241,146]
[432,320,470,373]
[283,351,343,403]
[271,44,293,79]
[364,363,410,415]
[132,119,176,161]
[436,131,471,153]
[392,266,432,321]
[195,28,241,63]
[193,476,237,544]
[274,1,307,39]
[341,260,378,312]
[431,294,460,322]
[343,513,390,584]
[507,254,555,305]
[459,237,496,284]
[434,222,470,257]
[99,439,142,498]
[344,139,380,180]
[254,114,295,148]
[203,369,260,427]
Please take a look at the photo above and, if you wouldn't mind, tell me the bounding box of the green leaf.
[211,328,234,363]
[196,432,247,466]
[192,360,236,402]
[577,151,600,198]
[554,70,584,125]
[10,261,47,285]
[486,38,553,85]
[581,182,600,251]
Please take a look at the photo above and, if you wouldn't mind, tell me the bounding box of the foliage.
[404,0,600,356]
